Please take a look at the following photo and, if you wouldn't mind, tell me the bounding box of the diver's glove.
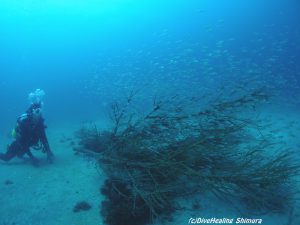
[30,156,40,167]
[47,152,54,164]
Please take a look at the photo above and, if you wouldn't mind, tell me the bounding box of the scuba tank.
[11,113,28,139]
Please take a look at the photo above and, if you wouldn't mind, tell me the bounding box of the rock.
[73,201,92,213]
[4,179,13,185]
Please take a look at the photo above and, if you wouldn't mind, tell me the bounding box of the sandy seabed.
[0,124,104,225]
[1,112,300,225]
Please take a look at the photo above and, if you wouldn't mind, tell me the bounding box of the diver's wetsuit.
[0,112,53,163]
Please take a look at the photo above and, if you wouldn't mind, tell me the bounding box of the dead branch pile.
[75,89,299,225]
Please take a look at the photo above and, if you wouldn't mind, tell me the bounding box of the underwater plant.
[75,125,112,153]
[75,87,300,225]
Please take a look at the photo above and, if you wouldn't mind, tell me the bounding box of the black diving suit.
[0,109,54,165]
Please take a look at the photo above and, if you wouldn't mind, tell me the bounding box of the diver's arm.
[40,129,51,152]
[39,125,54,162]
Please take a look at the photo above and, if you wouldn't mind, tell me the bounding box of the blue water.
[1,0,299,130]
[0,0,300,224]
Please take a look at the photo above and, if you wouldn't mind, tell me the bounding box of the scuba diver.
[0,89,54,166]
